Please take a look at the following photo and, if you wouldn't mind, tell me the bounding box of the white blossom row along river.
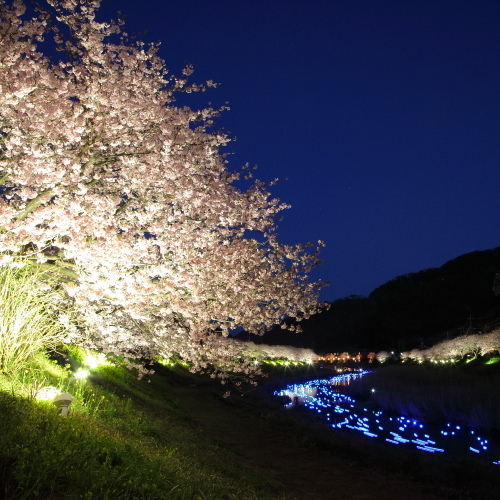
[274,371,500,465]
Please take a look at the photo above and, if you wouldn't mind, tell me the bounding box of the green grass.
[485,356,500,365]
[0,351,291,500]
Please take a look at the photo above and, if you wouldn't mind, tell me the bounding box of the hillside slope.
[262,247,500,351]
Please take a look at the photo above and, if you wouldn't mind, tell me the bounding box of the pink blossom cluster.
[0,0,325,377]
[255,342,316,362]
[375,350,391,363]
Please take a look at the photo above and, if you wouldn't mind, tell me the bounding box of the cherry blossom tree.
[258,343,316,362]
[375,350,390,363]
[0,0,324,377]
[400,329,500,363]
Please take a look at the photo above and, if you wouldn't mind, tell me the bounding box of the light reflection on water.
[274,371,500,465]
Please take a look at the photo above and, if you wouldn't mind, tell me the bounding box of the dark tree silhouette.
[262,247,500,352]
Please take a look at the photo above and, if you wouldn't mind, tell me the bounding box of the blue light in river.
[275,371,500,465]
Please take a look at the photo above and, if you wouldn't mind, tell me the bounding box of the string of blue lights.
[275,372,500,465]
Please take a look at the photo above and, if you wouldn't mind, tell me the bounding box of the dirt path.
[169,383,446,500]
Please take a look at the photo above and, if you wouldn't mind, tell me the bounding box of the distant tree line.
[259,247,500,353]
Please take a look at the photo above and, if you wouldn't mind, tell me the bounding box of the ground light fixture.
[84,352,109,369]
[74,368,90,379]
[53,393,73,417]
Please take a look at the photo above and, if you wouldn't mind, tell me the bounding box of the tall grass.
[0,264,69,374]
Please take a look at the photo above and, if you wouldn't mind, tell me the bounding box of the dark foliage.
[261,247,500,352]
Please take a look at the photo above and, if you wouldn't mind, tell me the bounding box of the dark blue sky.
[99,0,500,302]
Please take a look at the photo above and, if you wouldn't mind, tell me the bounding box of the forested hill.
[261,247,500,353]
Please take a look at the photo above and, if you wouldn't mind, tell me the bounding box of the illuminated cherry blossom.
[399,329,500,363]
[0,0,324,376]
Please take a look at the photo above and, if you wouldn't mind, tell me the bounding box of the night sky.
[98,0,500,302]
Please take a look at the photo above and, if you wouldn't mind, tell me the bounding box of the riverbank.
[169,364,500,499]
[1,355,499,498]
[167,371,442,500]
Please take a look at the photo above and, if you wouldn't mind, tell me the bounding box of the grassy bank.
[2,352,500,499]
[0,351,292,500]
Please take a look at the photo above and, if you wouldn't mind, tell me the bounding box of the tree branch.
[15,188,54,221]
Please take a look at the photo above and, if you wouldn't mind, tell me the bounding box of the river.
[274,370,500,465]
